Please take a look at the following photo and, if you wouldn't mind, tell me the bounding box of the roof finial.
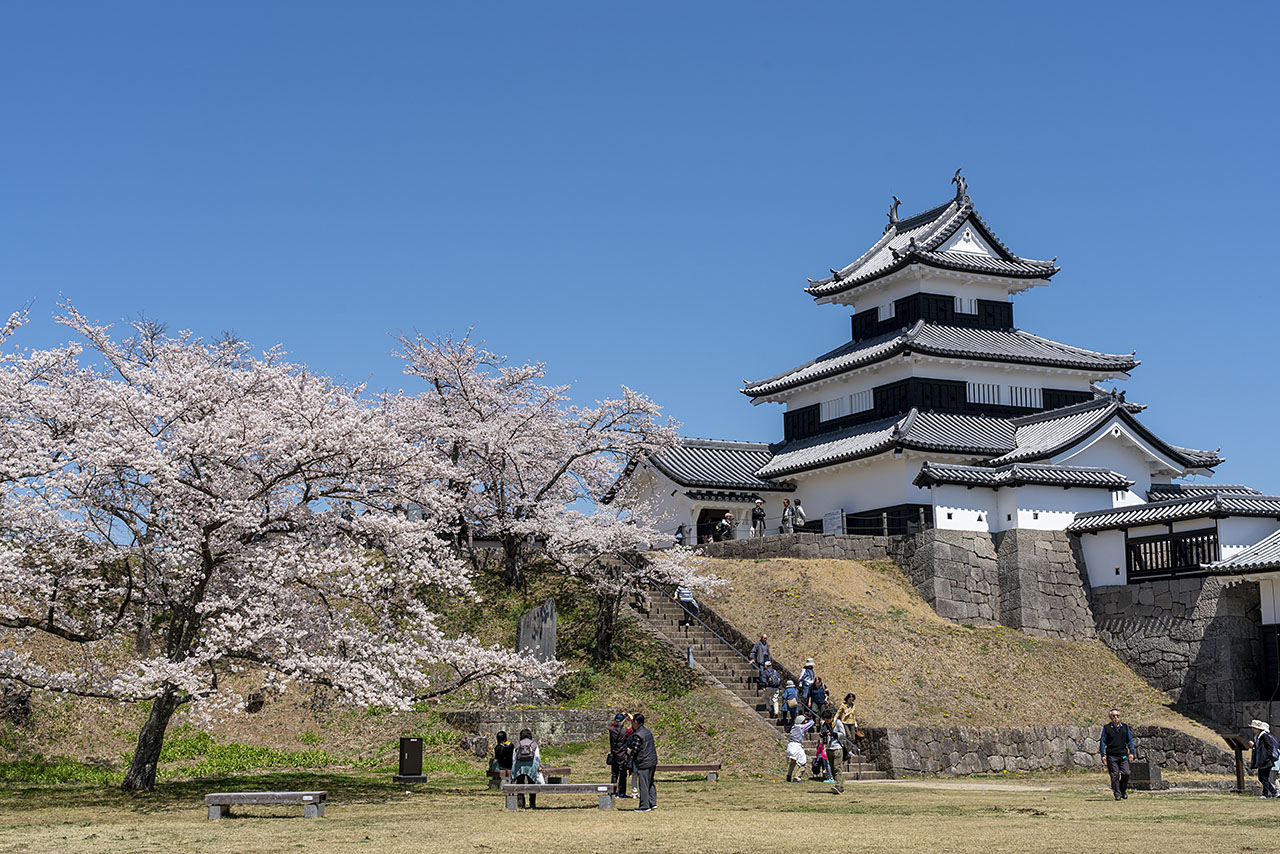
[952,167,968,201]
[887,195,901,225]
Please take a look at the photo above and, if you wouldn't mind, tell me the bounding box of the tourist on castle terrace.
[1099,708,1135,800]
[781,498,795,534]
[751,499,766,538]
[1249,719,1279,798]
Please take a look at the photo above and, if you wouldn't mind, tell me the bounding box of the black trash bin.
[395,736,428,783]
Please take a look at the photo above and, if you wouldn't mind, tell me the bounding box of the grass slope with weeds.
[701,556,1223,743]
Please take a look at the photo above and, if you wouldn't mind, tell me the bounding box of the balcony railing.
[1125,527,1219,582]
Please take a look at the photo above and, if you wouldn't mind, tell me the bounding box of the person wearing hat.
[1098,707,1135,800]
[751,499,767,538]
[1249,719,1279,798]
[713,511,736,542]
[799,657,817,709]
[608,712,634,797]
[780,679,799,728]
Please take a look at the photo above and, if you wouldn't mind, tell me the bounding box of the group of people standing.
[608,712,660,811]
[749,497,806,538]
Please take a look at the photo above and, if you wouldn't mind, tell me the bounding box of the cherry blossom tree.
[393,332,681,587]
[393,333,720,662]
[0,308,558,792]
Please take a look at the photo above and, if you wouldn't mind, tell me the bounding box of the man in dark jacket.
[750,634,771,686]
[608,713,632,797]
[627,713,659,812]
[1099,707,1135,800]
[1249,719,1279,798]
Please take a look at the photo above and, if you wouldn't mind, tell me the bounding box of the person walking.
[799,658,816,707]
[780,498,795,534]
[821,708,848,794]
[1099,708,1135,800]
[627,713,659,812]
[759,660,781,697]
[785,714,815,782]
[809,676,829,715]
[608,713,633,798]
[1250,719,1280,798]
[780,679,799,729]
[751,499,767,538]
[750,634,771,685]
[794,499,806,530]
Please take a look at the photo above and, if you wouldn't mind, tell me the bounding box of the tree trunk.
[122,687,182,792]
[593,591,622,666]
[501,535,524,588]
[134,604,152,656]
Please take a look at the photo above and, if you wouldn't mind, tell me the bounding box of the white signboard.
[822,509,845,535]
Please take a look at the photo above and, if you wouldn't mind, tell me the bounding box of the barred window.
[850,389,873,413]
[1009,385,1043,408]
[967,382,1001,405]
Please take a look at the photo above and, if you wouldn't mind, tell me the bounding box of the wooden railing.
[1126,527,1219,581]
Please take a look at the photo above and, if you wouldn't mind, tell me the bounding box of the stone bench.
[501,782,614,810]
[486,765,571,788]
[205,790,327,820]
[654,763,721,781]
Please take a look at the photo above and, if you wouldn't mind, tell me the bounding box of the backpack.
[514,738,537,762]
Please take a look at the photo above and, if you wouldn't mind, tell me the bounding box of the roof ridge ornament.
[952,167,968,201]
[886,195,901,228]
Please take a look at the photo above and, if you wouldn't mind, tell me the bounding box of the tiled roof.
[1147,483,1262,501]
[684,490,772,503]
[742,321,1137,399]
[756,409,1015,479]
[805,195,1059,300]
[986,397,1223,471]
[649,439,794,491]
[1067,493,1280,534]
[1203,528,1280,572]
[913,461,1133,490]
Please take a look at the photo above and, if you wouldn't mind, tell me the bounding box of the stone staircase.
[637,592,886,780]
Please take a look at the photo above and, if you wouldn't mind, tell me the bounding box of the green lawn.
[0,771,1272,854]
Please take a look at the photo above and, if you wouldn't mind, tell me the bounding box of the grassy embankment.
[0,563,777,788]
[701,556,1223,742]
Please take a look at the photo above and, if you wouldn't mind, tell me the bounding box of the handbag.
[605,753,614,766]
[787,697,798,709]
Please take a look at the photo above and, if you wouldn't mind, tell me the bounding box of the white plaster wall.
[1056,430,1161,498]
[1079,530,1127,587]
[789,455,929,520]
[785,358,1102,412]
[1011,485,1116,530]
[1260,578,1280,625]
[931,484,997,532]
[1220,517,1280,559]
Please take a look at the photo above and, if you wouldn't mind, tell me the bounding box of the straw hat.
[1251,719,1270,733]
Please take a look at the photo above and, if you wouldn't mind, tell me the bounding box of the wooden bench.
[486,765,571,789]
[654,763,721,781]
[500,782,613,810]
[204,790,327,820]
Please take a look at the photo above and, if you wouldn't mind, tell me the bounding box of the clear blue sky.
[3,2,1277,490]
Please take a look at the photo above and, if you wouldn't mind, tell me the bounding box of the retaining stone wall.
[441,709,613,745]
[1090,577,1261,726]
[995,531,1096,641]
[696,533,904,563]
[860,725,1234,778]
[897,529,999,624]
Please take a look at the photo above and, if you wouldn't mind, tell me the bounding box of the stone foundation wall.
[897,529,999,624]
[1090,577,1261,725]
[995,530,1096,641]
[696,532,904,563]
[861,725,1234,778]
[441,709,613,745]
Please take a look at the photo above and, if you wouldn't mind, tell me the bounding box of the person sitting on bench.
[510,729,542,808]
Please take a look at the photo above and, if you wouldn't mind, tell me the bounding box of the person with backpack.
[1250,719,1279,798]
[1098,708,1135,801]
[510,728,542,808]
[713,512,735,541]
[608,713,633,798]
[798,658,816,707]
[759,660,781,696]
[626,713,659,811]
[780,679,799,729]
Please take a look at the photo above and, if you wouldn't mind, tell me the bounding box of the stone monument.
[517,598,557,662]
